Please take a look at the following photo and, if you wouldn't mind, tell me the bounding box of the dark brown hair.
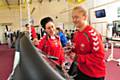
[40,17,53,29]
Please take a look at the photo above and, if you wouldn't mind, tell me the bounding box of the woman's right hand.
[32,39,39,46]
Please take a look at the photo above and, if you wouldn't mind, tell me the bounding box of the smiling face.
[72,6,87,30]
[45,21,56,36]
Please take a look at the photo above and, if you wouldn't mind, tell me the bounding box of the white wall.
[30,0,69,25]
[0,25,6,43]
[0,9,20,31]
[90,1,120,23]
[89,0,120,37]
[92,0,116,7]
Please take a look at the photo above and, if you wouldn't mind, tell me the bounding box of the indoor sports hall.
[0,0,120,80]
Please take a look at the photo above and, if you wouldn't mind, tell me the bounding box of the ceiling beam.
[38,0,43,3]
[18,0,20,5]
[5,0,10,5]
[29,0,32,4]
[31,7,35,14]
[21,0,24,4]
[48,0,52,2]
[5,0,11,9]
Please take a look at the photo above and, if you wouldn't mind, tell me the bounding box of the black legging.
[74,69,104,80]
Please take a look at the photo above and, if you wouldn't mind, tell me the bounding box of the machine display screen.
[95,9,106,18]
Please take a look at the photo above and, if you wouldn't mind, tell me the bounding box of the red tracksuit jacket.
[73,25,106,78]
[31,26,37,39]
[37,35,65,65]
